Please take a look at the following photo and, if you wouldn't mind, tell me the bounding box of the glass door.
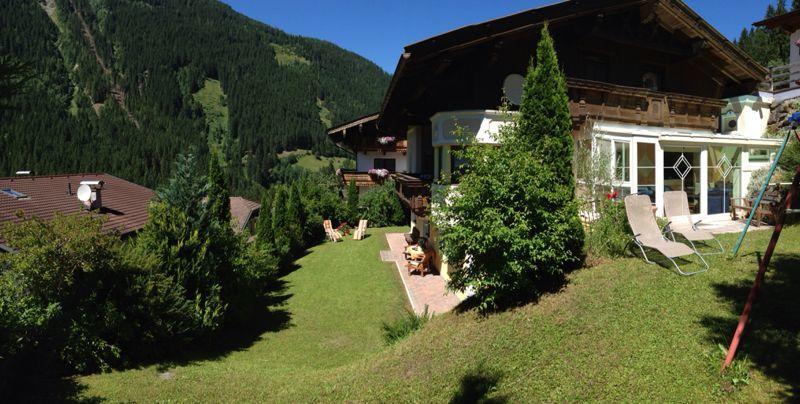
[663,147,702,214]
[707,146,742,215]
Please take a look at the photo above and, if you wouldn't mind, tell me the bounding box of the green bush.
[358,180,405,227]
[586,200,631,258]
[381,306,430,345]
[0,214,131,373]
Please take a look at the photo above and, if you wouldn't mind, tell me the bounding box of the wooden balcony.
[391,173,432,215]
[338,170,383,189]
[566,78,726,132]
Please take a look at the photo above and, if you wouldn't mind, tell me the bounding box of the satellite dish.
[503,74,525,105]
[77,184,92,202]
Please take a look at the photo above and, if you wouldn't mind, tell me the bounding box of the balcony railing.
[566,78,726,132]
[765,62,800,92]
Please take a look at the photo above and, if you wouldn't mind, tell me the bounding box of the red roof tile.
[229,196,260,233]
[0,173,155,240]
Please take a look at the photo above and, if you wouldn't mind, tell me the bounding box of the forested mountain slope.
[0,0,389,192]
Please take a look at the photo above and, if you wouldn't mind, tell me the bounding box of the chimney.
[79,180,104,210]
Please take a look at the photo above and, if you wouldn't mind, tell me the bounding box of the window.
[614,142,630,183]
[749,148,771,163]
[373,158,396,171]
[664,147,702,214]
[1,188,28,199]
[637,143,657,203]
[708,147,742,215]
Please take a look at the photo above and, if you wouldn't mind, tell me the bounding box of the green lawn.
[78,227,408,402]
[75,226,799,402]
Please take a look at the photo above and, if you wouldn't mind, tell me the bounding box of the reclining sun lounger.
[663,191,724,255]
[624,194,709,276]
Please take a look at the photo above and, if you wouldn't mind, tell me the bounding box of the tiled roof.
[229,196,260,233]
[0,173,154,240]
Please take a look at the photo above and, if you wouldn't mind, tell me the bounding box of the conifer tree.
[271,186,292,262]
[255,190,275,249]
[286,183,307,252]
[517,25,574,185]
[346,178,359,223]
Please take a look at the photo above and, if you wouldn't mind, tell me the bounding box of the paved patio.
[670,217,772,234]
[384,233,461,315]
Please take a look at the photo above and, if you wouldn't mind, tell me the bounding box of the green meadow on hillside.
[70,226,800,402]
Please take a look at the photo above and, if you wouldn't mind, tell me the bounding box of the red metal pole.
[722,165,800,371]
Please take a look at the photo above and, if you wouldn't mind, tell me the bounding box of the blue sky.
[221,0,775,73]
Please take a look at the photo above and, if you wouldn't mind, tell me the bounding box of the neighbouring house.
[229,196,261,234]
[0,173,154,251]
[755,9,800,103]
[328,0,783,281]
[0,173,260,251]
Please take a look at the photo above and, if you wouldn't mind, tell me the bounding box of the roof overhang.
[375,0,766,130]
[754,9,800,32]
[326,113,381,152]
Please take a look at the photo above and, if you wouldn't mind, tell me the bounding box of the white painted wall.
[356,150,409,173]
[722,96,770,138]
[431,110,512,146]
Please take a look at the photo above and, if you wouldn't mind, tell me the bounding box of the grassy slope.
[278,149,351,172]
[193,78,229,132]
[79,227,408,402]
[79,227,800,402]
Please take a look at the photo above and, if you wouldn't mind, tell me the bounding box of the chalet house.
[0,173,260,251]
[328,0,784,281]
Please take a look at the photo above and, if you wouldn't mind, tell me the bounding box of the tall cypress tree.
[518,25,575,186]
[346,178,359,223]
[255,190,275,248]
[286,183,307,252]
[207,152,231,227]
[271,186,292,262]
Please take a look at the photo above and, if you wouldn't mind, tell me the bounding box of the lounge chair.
[353,219,368,240]
[663,191,724,255]
[323,220,342,243]
[624,194,708,276]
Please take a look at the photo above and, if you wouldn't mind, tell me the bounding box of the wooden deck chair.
[323,220,341,242]
[405,250,432,277]
[353,219,368,240]
[663,191,724,255]
[624,194,708,276]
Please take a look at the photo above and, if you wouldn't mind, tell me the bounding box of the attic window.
[1,188,28,200]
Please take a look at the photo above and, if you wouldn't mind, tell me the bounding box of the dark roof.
[229,196,260,233]
[377,0,766,129]
[0,173,154,238]
[754,9,800,32]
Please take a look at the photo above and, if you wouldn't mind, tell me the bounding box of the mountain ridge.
[0,0,390,194]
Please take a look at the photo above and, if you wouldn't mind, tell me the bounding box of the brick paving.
[385,233,461,315]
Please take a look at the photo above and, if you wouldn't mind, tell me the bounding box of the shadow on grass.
[700,253,800,400]
[453,272,570,315]
[450,365,506,404]
[5,375,105,403]
[151,277,295,372]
